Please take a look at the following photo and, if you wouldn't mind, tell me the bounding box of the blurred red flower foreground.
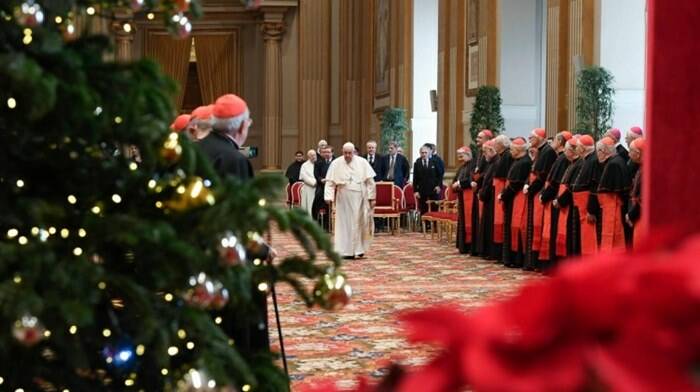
[305,234,700,392]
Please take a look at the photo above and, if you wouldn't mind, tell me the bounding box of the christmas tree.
[0,0,346,390]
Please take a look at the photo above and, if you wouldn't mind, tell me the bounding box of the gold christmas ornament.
[163,176,215,212]
[160,132,182,164]
[313,271,352,311]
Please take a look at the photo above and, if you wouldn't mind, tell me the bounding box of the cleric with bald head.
[324,142,377,259]
[595,136,631,252]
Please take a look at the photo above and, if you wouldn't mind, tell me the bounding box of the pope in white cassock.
[324,142,377,259]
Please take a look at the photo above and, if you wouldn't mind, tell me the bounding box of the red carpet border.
[268,232,535,390]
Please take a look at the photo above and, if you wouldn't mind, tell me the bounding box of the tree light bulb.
[54,16,62,23]
[67,195,77,204]
[69,325,77,334]
[258,282,269,292]
[48,227,57,235]
[73,247,83,256]
[242,385,251,392]
[91,206,101,214]
[23,35,32,45]
[214,317,222,325]
[78,228,86,237]
[60,228,69,238]
[102,329,111,337]
[129,162,138,171]
[16,179,24,188]
[164,293,173,302]
[186,341,194,350]
[86,6,96,15]
[161,368,168,375]
[147,13,155,20]
[167,346,178,356]
[18,236,28,245]
[258,198,267,207]
[114,116,123,124]
[136,345,145,356]
[124,379,134,386]
[7,228,18,238]
[122,23,131,33]
[7,97,17,108]
[112,194,122,203]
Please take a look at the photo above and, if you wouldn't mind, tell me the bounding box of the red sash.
[573,191,597,256]
[493,179,507,243]
[539,201,553,260]
[529,174,545,252]
[462,189,474,243]
[510,190,527,252]
[554,186,569,257]
[598,193,625,252]
[633,221,644,249]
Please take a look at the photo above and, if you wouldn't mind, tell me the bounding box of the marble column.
[261,11,286,171]
[111,8,134,62]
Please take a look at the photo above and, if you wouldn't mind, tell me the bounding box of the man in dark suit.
[363,140,384,181]
[381,141,410,187]
[413,145,443,215]
[313,145,334,231]
[198,94,254,180]
[197,93,267,355]
[423,143,445,185]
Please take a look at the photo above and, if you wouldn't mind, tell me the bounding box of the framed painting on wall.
[467,44,479,96]
[467,0,479,45]
[374,0,390,98]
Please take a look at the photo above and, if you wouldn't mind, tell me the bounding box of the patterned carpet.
[268,231,536,390]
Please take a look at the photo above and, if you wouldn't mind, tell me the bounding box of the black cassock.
[468,151,489,255]
[455,160,475,254]
[538,152,571,265]
[500,154,532,267]
[477,159,496,259]
[557,157,584,256]
[525,142,558,268]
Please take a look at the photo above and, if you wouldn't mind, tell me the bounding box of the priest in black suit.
[363,140,384,181]
[413,145,443,215]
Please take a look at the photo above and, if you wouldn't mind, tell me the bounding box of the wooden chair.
[374,182,402,235]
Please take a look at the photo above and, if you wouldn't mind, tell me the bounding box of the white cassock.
[299,160,316,216]
[324,156,376,257]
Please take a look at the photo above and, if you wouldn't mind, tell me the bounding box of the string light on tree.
[7,97,17,109]
[146,12,155,20]
[86,6,96,15]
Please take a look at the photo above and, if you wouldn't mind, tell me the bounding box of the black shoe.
[342,255,356,260]
[357,253,365,259]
